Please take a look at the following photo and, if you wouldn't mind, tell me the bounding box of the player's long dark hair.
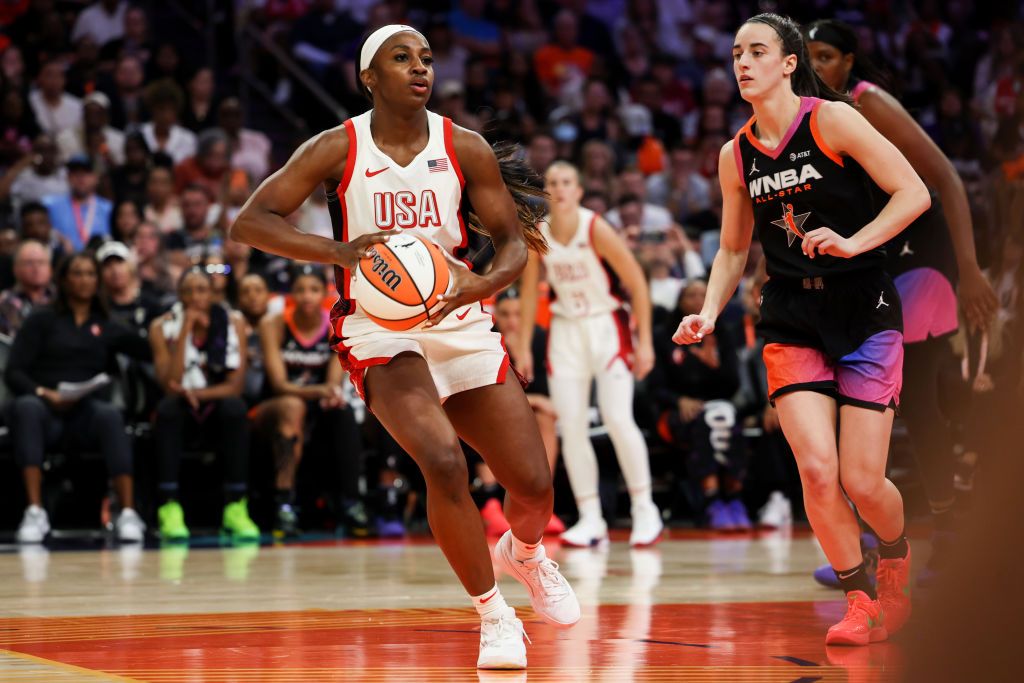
[468,141,548,254]
[804,19,896,96]
[743,13,851,104]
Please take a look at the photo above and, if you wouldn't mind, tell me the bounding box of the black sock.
[835,563,876,599]
[275,489,294,509]
[879,533,909,560]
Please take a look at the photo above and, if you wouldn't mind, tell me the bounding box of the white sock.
[576,496,602,521]
[472,584,509,619]
[511,534,542,562]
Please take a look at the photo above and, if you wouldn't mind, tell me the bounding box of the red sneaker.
[877,545,912,634]
[481,498,511,538]
[825,590,888,646]
[544,514,566,535]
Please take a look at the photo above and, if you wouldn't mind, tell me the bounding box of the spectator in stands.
[166,183,220,265]
[1,44,30,94]
[0,134,68,215]
[111,200,142,243]
[18,201,71,263]
[0,240,54,337]
[606,188,673,237]
[99,5,152,65]
[104,55,148,129]
[97,240,162,335]
[43,154,112,251]
[4,252,150,543]
[133,221,177,299]
[251,265,365,536]
[424,19,469,86]
[28,60,82,135]
[526,131,556,176]
[174,129,250,210]
[182,67,218,132]
[435,80,483,132]
[646,145,713,224]
[55,91,124,166]
[148,266,258,542]
[450,0,502,58]
[71,0,127,48]
[633,76,683,149]
[570,79,618,153]
[533,10,594,99]
[650,280,748,529]
[142,164,182,234]
[109,132,151,208]
[0,88,39,168]
[237,272,270,406]
[579,139,618,197]
[140,80,196,165]
[218,97,271,184]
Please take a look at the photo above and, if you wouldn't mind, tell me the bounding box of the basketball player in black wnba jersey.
[674,14,930,646]
[806,19,999,596]
[250,266,363,537]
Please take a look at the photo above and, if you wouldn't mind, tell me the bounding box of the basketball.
[352,232,452,330]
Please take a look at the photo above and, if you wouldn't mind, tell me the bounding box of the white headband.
[359,24,425,73]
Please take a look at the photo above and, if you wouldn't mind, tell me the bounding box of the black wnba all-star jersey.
[734,97,885,280]
[281,308,332,387]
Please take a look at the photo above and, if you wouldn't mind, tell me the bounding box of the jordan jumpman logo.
[876,292,890,309]
[899,241,914,257]
[749,158,759,175]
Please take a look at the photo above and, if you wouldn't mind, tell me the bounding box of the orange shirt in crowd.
[533,45,594,93]
[174,157,249,197]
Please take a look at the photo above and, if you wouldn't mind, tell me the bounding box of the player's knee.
[798,459,839,500]
[420,444,468,497]
[515,468,552,506]
[840,472,885,509]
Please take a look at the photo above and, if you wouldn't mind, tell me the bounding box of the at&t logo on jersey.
[749,164,823,203]
[373,190,443,229]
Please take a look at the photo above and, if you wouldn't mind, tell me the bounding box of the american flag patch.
[427,158,449,173]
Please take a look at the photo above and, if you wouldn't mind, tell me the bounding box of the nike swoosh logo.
[365,167,389,177]
[455,308,470,320]
[479,592,496,604]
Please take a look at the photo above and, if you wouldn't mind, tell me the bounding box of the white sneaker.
[629,502,664,547]
[116,508,146,543]
[758,491,793,529]
[494,530,581,627]
[559,515,608,547]
[17,505,50,543]
[477,606,528,669]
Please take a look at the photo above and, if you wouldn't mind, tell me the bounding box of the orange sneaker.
[544,514,566,535]
[876,545,912,634]
[481,498,511,538]
[825,590,888,646]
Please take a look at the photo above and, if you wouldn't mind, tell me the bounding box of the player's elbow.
[908,177,931,218]
[229,206,260,247]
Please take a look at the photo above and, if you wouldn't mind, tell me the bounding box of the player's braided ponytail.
[467,142,549,255]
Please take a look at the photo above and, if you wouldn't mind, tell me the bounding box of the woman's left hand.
[425,262,490,327]
[633,342,655,380]
[801,228,858,259]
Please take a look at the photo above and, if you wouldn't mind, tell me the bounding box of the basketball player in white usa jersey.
[517,162,664,547]
[231,25,579,670]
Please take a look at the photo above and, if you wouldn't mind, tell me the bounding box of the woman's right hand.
[672,314,715,345]
[512,344,534,383]
[333,230,403,269]
[39,388,75,411]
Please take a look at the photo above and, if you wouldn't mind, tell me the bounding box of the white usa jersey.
[539,206,624,319]
[334,109,468,303]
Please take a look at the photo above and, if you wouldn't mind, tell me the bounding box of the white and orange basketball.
[352,233,452,331]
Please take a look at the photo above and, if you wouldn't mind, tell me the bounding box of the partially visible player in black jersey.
[250,264,363,537]
[673,13,930,646]
[806,19,999,591]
